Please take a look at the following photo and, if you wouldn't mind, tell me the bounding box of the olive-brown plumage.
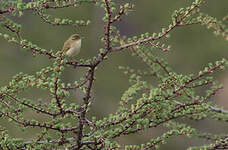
[61,34,81,57]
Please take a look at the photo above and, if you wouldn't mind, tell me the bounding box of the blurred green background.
[0,0,228,149]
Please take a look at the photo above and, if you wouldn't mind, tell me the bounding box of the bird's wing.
[61,41,71,53]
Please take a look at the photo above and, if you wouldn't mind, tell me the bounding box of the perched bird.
[61,34,81,57]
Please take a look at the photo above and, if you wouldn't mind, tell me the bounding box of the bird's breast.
[66,39,81,57]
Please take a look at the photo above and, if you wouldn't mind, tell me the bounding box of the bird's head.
[70,34,81,41]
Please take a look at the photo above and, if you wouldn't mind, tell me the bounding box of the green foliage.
[0,0,228,149]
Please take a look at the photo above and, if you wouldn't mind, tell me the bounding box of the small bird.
[61,34,82,57]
